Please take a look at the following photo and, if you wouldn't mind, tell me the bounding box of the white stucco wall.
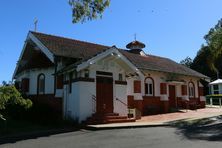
[63,81,96,122]
[78,82,96,122]
[63,83,80,120]
[114,84,128,116]
[15,67,55,95]
[55,89,63,98]
[64,56,135,122]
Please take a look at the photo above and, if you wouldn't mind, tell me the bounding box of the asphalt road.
[1,127,222,148]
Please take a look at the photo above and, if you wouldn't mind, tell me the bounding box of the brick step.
[85,112,136,125]
[104,115,128,120]
[92,113,119,117]
[105,118,136,124]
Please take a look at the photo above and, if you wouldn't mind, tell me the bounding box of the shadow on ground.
[0,127,80,145]
[171,116,222,141]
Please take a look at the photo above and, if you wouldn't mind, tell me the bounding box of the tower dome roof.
[126,40,145,49]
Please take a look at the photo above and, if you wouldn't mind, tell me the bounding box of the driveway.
[1,126,222,148]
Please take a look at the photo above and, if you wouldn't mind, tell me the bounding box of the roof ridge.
[30,31,110,48]
[120,48,173,60]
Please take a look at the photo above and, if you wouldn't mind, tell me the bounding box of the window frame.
[145,77,154,96]
[118,73,123,81]
[37,73,45,95]
[188,82,195,98]
[84,69,89,78]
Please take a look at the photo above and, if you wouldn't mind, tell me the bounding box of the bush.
[0,85,32,120]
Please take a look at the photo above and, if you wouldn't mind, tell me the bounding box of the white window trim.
[188,84,195,97]
[145,81,153,96]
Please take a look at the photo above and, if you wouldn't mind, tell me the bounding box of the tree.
[0,84,32,120]
[185,18,222,81]
[180,56,193,68]
[69,0,110,23]
[191,46,215,78]
[204,18,222,73]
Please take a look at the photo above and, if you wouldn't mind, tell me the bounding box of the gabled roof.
[29,31,208,79]
[31,31,109,60]
[209,79,222,85]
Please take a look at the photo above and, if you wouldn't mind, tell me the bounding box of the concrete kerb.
[86,123,171,131]
[86,114,222,131]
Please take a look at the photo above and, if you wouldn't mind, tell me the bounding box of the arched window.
[145,77,154,96]
[188,82,195,98]
[37,74,45,95]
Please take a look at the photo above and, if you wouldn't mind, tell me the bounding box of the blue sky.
[0,0,222,82]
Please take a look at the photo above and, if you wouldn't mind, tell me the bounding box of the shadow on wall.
[172,116,222,141]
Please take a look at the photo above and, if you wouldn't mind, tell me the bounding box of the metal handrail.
[92,95,96,101]
[92,95,96,113]
[115,98,128,108]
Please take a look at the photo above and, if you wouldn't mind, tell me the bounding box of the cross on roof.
[134,33,137,41]
[34,18,38,32]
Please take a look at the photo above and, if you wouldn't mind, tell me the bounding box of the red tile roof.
[121,51,207,78]
[31,31,110,60]
[31,31,208,78]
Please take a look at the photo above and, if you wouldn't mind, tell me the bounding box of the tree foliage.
[203,18,222,73]
[0,84,32,119]
[69,0,110,23]
[180,56,193,68]
[191,46,217,79]
[181,18,222,81]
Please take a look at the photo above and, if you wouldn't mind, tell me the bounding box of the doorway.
[96,76,113,114]
[168,85,177,108]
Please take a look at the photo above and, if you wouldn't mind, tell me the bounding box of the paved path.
[1,127,222,148]
[139,107,222,123]
[88,107,222,129]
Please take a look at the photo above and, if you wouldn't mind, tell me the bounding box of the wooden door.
[168,85,176,108]
[96,76,113,114]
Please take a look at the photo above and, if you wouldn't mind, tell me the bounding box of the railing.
[115,97,131,116]
[92,95,96,113]
[115,98,128,108]
[115,98,141,119]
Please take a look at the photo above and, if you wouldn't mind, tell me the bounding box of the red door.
[96,76,113,114]
[168,85,176,108]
